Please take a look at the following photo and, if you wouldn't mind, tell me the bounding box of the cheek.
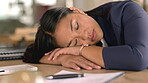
[55,38,66,47]
[55,32,72,47]
[54,34,65,47]
[82,21,97,30]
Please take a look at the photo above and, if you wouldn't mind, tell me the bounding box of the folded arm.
[39,53,101,70]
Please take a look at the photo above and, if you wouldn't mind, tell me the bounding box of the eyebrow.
[67,20,73,47]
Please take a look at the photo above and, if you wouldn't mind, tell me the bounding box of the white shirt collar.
[101,38,108,47]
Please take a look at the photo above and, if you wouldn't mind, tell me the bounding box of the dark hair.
[23,7,73,63]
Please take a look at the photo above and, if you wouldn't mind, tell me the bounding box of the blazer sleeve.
[103,1,148,71]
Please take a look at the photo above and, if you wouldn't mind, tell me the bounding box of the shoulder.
[85,1,136,16]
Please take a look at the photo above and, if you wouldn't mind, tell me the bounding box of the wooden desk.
[0,60,148,83]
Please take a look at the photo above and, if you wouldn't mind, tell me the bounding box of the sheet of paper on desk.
[45,70,124,83]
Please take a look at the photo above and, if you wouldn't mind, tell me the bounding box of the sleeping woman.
[23,1,148,71]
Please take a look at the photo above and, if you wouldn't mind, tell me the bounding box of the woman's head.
[35,7,103,57]
[54,11,103,47]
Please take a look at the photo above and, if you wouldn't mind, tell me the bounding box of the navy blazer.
[86,1,148,71]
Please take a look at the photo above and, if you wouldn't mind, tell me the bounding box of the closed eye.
[74,39,78,46]
[76,21,79,30]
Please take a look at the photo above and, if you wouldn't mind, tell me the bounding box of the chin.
[88,39,100,45]
[91,41,99,45]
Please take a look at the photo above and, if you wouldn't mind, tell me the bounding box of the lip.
[91,29,96,41]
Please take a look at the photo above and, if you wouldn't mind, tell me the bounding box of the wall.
[73,0,114,11]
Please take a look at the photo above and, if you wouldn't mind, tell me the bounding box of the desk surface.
[0,60,148,83]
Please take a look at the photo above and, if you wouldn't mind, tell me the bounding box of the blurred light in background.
[36,0,56,6]
[0,0,57,25]
[0,0,13,19]
[66,0,73,7]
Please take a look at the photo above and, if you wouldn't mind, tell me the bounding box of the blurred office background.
[0,0,147,48]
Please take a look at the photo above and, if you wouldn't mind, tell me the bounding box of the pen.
[45,74,84,80]
[0,70,5,72]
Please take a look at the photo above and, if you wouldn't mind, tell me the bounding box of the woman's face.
[54,13,103,47]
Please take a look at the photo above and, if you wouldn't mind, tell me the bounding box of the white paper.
[0,64,38,75]
[45,70,124,83]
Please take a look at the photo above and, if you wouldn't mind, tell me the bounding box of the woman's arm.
[81,46,105,68]
[23,43,101,70]
[39,54,101,70]
[46,45,105,68]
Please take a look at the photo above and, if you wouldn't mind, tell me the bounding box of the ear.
[69,7,87,15]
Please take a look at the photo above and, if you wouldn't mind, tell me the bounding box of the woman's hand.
[69,7,87,15]
[58,55,101,70]
[40,53,101,70]
[45,46,81,60]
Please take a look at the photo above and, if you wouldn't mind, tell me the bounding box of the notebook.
[0,48,26,61]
